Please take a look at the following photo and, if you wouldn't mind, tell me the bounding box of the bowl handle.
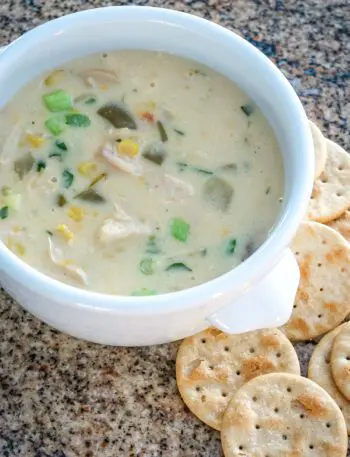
[207,248,299,333]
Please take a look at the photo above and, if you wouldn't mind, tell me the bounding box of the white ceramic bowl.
[0,6,314,346]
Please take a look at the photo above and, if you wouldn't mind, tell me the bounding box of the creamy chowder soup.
[0,51,284,295]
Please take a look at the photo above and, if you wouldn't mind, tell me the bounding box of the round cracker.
[331,322,350,401]
[328,209,350,243]
[308,139,350,223]
[281,221,350,341]
[308,324,350,434]
[221,372,348,457]
[176,327,300,430]
[309,120,327,179]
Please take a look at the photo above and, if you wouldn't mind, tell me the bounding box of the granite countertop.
[0,1,349,456]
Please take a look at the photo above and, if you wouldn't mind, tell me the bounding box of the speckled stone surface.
[0,1,349,456]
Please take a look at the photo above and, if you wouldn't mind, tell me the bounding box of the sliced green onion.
[174,128,185,136]
[0,206,9,220]
[139,258,154,275]
[156,121,168,142]
[170,217,190,243]
[62,169,74,189]
[55,140,67,151]
[166,262,192,272]
[240,104,254,117]
[89,173,108,189]
[226,238,237,255]
[45,116,65,136]
[177,162,213,175]
[75,189,105,203]
[36,160,46,172]
[46,230,53,236]
[65,113,91,127]
[43,89,73,112]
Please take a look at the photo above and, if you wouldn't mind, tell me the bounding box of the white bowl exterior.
[0,7,314,345]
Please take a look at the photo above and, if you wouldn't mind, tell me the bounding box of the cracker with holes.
[331,322,350,401]
[176,327,300,430]
[221,373,348,457]
[308,139,350,223]
[309,120,327,179]
[281,221,350,341]
[328,209,350,244]
[308,323,350,434]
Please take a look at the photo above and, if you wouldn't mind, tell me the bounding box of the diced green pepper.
[170,217,190,242]
[45,116,65,136]
[43,89,73,112]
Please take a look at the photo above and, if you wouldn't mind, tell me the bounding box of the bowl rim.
[0,5,314,313]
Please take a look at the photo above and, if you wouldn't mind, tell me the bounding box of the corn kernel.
[118,139,139,157]
[27,133,45,148]
[78,162,97,177]
[100,84,108,91]
[68,206,85,222]
[56,224,74,242]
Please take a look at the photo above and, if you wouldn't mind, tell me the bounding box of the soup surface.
[0,51,284,295]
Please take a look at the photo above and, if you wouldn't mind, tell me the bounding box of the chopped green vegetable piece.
[240,104,254,117]
[97,103,137,129]
[57,194,67,207]
[65,113,91,127]
[74,93,97,105]
[166,262,192,272]
[139,258,154,275]
[142,144,166,166]
[131,288,158,296]
[265,186,271,195]
[62,169,74,189]
[89,172,108,189]
[203,176,233,212]
[146,235,161,254]
[75,189,105,203]
[226,238,237,255]
[177,162,213,175]
[49,150,64,161]
[46,230,54,236]
[0,206,9,220]
[43,89,73,112]
[174,128,185,136]
[190,69,207,76]
[14,152,35,179]
[36,160,46,172]
[156,121,168,142]
[55,140,67,151]
[85,97,97,104]
[45,116,65,136]
[171,217,190,243]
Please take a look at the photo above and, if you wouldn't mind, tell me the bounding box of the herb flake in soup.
[0,51,284,295]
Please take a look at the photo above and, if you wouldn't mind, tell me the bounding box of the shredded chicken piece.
[164,174,194,200]
[48,238,88,286]
[97,203,151,245]
[99,142,143,176]
[78,69,119,87]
